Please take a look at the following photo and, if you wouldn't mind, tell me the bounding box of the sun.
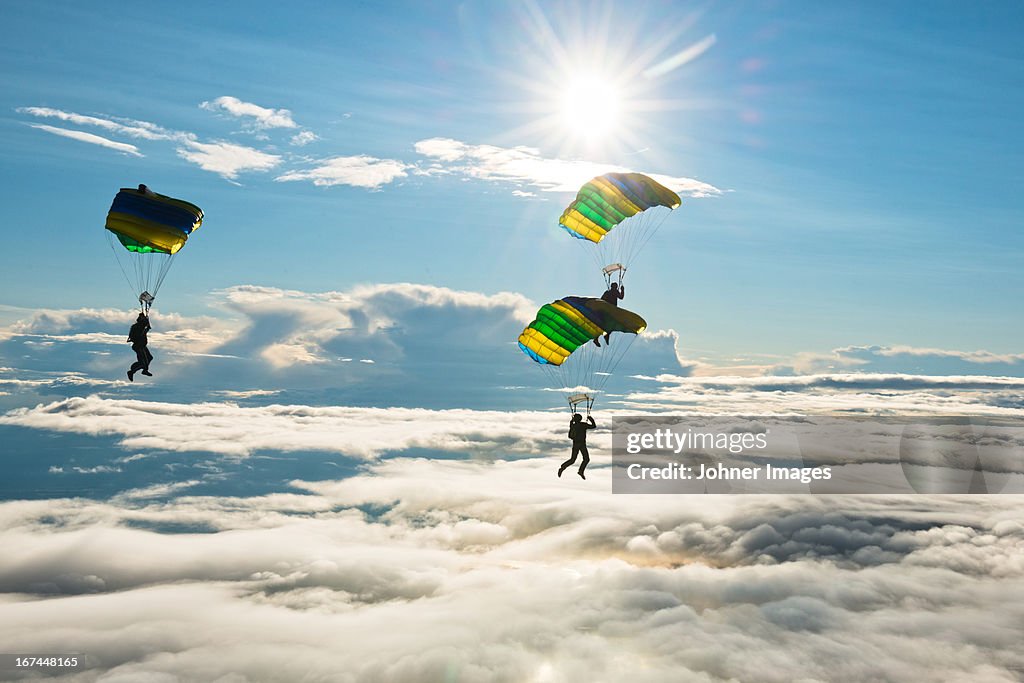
[560,72,621,141]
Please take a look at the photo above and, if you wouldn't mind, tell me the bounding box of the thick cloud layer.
[0,460,1022,682]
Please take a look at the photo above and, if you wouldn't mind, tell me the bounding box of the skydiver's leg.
[141,347,153,375]
[559,444,581,477]
[578,444,590,478]
[593,338,601,347]
[604,333,611,344]
[128,347,147,381]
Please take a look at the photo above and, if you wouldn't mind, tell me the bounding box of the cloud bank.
[0,459,1021,681]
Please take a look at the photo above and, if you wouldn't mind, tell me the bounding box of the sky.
[2,1,1024,681]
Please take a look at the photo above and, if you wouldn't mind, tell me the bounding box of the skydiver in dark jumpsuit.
[593,281,624,347]
[559,413,596,479]
[127,313,153,381]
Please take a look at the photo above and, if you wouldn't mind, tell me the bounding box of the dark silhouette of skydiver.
[593,282,624,347]
[127,313,153,381]
[559,413,596,479]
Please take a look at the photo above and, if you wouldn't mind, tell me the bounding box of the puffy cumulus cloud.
[0,307,232,371]
[197,283,554,406]
[199,96,298,129]
[0,396,567,459]
[0,284,566,409]
[0,459,1022,681]
[413,137,723,197]
[176,139,282,180]
[28,124,143,157]
[275,155,410,189]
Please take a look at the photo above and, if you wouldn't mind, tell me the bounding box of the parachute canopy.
[105,187,203,254]
[518,297,646,366]
[559,172,680,244]
[104,186,203,311]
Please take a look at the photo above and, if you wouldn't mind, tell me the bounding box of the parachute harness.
[568,393,594,416]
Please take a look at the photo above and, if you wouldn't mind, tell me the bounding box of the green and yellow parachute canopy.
[559,172,681,284]
[518,296,647,410]
[519,296,646,366]
[559,172,679,244]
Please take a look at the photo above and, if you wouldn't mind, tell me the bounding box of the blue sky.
[3,0,1021,364]
[2,4,1024,679]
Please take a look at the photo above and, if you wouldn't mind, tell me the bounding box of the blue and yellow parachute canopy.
[105,188,204,255]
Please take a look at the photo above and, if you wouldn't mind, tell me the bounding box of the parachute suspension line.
[152,251,178,299]
[602,333,638,389]
[106,232,139,298]
[626,208,672,270]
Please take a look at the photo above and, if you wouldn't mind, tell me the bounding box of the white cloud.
[200,96,297,129]
[0,396,567,459]
[290,130,318,146]
[0,459,1022,681]
[19,107,178,141]
[275,155,410,188]
[643,34,718,79]
[176,139,282,179]
[414,137,723,197]
[623,372,1024,416]
[29,124,143,157]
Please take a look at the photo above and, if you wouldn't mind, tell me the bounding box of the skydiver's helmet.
[572,413,582,423]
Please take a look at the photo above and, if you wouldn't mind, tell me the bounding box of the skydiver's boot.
[578,469,586,480]
[141,370,153,376]
[604,333,611,345]
[127,370,134,382]
[558,464,567,478]
[593,338,601,347]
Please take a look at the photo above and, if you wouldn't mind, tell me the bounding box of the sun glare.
[560,73,620,141]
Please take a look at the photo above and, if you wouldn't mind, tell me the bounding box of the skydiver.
[126,312,153,382]
[593,281,624,347]
[559,413,596,479]
[137,183,154,196]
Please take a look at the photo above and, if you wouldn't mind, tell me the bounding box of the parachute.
[559,172,680,286]
[105,186,203,311]
[518,296,646,412]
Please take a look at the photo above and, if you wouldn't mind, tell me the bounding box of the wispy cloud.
[19,107,178,141]
[624,372,1024,415]
[176,139,282,180]
[275,155,410,188]
[414,137,723,197]
[28,124,143,157]
[643,34,718,79]
[199,96,297,129]
[786,345,1024,377]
